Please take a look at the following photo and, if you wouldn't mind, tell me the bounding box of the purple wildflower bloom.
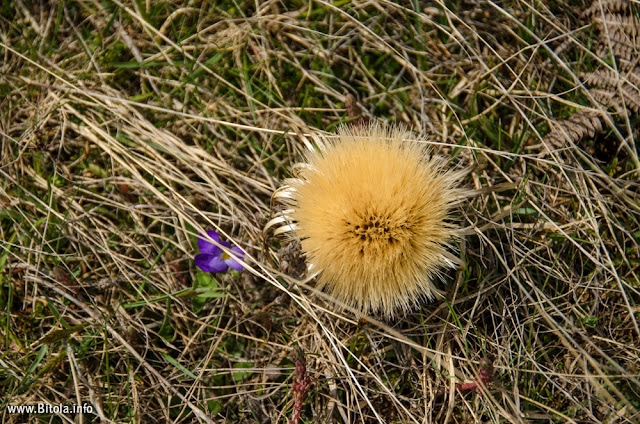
[194,230,244,273]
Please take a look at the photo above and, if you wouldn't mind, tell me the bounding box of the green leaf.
[207,400,222,414]
[186,53,225,82]
[232,362,253,382]
[163,353,198,380]
[192,272,224,313]
[194,287,226,298]
[196,272,218,289]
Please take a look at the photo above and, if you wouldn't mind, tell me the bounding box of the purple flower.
[194,230,244,273]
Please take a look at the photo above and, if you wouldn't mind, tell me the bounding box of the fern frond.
[545,110,605,148]
[593,14,640,39]
[545,0,639,150]
[591,88,629,115]
[582,68,640,89]
[620,85,640,113]
[582,0,633,18]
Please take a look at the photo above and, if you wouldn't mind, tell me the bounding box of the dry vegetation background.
[1,0,639,423]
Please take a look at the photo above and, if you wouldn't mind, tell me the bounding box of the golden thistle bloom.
[274,124,463,318]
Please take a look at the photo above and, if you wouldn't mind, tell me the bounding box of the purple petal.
[198,231,221,255]
[224,246,245,271]
[194,253,229,273]
[194,253,215,272]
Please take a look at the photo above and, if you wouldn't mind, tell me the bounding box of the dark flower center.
[345,211,412,251]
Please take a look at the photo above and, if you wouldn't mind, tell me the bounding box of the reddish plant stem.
[456,357,495,394]
[289,348,311,424]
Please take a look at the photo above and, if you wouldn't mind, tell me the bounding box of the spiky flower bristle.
[277,124,463,318]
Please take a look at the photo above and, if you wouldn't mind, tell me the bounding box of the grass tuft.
[1,0,639,422]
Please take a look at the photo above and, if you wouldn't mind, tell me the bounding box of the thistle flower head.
[274,124,463,318]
